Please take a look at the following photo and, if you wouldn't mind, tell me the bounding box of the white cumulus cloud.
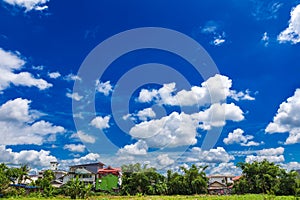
[0,48,52,92]
[96,80,113,96]
[0,98,65,145]
[66,92,83,101]
[278,4,300,44]
[223,128,260,146]
[117,140,148,156]
[70,131,96,144]
[186,147,235,163]
[245,147,285,163]
[0,145,57,167]
[3,0,49,12]
[90,116,110,130]
[64,144,86,153]
[137,74,254,106]
[266,89,300,144]
[48,72,61,79]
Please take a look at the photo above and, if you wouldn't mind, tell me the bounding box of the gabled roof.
[98,166,121,175]
[208,181,227,190]
[75,168,92,175]
[232,175,242,181]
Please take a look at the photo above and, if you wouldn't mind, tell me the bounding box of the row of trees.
[121,163,208,195]
[1,160,299,198]
[233,160,300,196]
[121,161,300,196]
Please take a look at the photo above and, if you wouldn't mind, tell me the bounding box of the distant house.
[207,174,235,195]
[96,166,122,191]
[62,162,105,187]
[38,162,67,188]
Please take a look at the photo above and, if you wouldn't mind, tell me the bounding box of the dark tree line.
[121,163,208,195]
[1,160,300,198]
[233,160,300,196]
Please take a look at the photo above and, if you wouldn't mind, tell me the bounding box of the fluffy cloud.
[278,4,300,44]
[257,147,284,156]
[117,140,148,155]
[66,92,83,101]
[230,89,255,101]
[194,103,244,130]
[213,38,225,46]
[281,162,300,172]
[156,154,175,166]
[0,48,52,92]
[70,131,96,144]
[206,162,241,176]
[48,72,61,79]
[129,112,198,148]
[223,128,260,146]
[128,102,244,148]
[123,108,156,121]
[96,80,113,96]
[3,0,49,12]
[245,147,285,163]
[137,74,254,106]
[64,73,81,81]
[201,21,226,46]
[90,116,110,130]
[266,89,300,144]
[0,98,65,145]
[136,108,156,121]
[60,153,101,168]
[0,145,56,167]
[186,147,235,163]
[64,144,86,153]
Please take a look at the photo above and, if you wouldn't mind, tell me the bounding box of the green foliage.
[233,159,299,196]
[121,163,208,196]
[63,176,92,199]
[121,164,167,195]
[166,164,208,195]
[0,163,10,195]
[35,169,56,197]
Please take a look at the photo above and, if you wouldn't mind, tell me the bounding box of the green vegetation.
[233,160,299,196]
[0,194,298,199]
[0,160,299,199]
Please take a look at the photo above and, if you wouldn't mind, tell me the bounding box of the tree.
[35,170,55,197]
[121,163,167,195]
[0,163,10,195]
[64,176,92,199]
[166,164,208,195]
[234,159,298,195]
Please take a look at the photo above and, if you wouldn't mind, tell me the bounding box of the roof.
[69,162,105,168]
[98,166,121,175]
[208,181,227,190]
[75,168,92,174]
[232,175,242,181]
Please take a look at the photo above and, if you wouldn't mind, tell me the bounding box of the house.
[38,162,67,188]
[96,166,122,191]
[207,174,235,195]
[62,162,105,187]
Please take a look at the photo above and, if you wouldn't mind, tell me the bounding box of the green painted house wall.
[95,174,119,191]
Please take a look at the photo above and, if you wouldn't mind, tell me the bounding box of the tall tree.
[234,159,298,195]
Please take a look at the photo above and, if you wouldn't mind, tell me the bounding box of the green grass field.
[3,195,298,200]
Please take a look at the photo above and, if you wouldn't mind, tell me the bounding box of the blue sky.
[1,0,300,174]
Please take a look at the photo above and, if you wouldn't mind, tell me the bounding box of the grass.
[2,194,298,200]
